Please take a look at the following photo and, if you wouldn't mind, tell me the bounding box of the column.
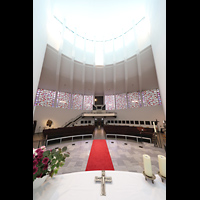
[70,27,77,108]
[103,38,106,95]
[92,37,96,98]
[132,20,143,106]
[54,18,66,107]
[112,35,116,110]
[122,28,129,107]
[82,33,86,109]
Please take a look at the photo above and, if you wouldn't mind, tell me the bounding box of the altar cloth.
[33,170,166,200]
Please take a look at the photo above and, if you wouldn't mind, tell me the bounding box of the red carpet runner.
[85,140,114,171]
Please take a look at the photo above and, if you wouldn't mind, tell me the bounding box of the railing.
[63,111,117,127]
[46,134,93,147]
[63,112,85,127]
[91,110,117,113]
[106,134,151,143]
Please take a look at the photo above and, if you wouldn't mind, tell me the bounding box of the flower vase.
[33,175,48,189]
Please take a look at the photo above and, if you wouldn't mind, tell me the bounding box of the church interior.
[33,0,166,199]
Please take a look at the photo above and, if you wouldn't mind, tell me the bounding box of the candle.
[158,155,166,177]
[153,121,157,133]
[143,154,153,177]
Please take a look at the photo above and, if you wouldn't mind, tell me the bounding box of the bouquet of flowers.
[33,146,70,181]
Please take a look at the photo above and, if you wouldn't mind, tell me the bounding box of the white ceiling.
[50,0,147,40]
[38,44,159,95]
[38,0,159,96]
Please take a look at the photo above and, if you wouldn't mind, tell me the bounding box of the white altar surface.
[33,171,166,200]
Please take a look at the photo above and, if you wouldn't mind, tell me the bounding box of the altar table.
[33,170,166,200]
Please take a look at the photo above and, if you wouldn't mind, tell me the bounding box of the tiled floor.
[46,138,166,176]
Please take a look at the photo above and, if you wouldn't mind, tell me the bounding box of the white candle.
[158,155,166,177]
[143,154,153,177]
[153,121,157,133]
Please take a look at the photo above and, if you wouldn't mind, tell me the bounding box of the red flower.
[33,159,38,166]
[42,157,49,164]
[33,166,38,174]
[35,148,42,154]
[37,151,44,159]
[36,156,41,162]
[43,164,48,170]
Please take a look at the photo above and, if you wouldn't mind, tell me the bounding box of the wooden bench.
[104,125,154,142]
[43,125,95,145]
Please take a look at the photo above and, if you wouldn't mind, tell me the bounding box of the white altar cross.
[95,170,112,196]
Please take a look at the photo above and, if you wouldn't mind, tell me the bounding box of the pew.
[104,125,154,141]
[43,125,153,143]
[43,125,95,140]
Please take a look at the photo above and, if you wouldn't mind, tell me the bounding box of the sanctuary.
[33,0,166,199]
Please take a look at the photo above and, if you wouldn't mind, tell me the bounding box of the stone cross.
[95,170,112,196]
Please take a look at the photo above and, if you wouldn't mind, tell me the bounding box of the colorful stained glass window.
[56,91,71,109]
[157,89,162,105]
[72,93,83,110]
[83,95,93,110]
[105,95,115,110]
[127,92,142,108]
[115,93,127,109]
[34,89,56,107]
[142,89,162,107]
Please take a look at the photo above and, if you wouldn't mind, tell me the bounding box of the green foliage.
[61,146,67,152]
[43,150,50,157]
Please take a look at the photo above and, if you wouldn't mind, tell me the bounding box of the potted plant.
[33,146,70,189]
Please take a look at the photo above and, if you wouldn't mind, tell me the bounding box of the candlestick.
[143,154,153,177]
[158,155,166,177]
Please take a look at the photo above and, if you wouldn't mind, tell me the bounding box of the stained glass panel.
[142,89,161,107]
[34,89,56,107]
[56,91,71,109]
[116,93,127,109]
[127,92,142,108]
[72,93,83,110]
[157,89,162,105]
[83,95,93,110]
[105,95,115,110]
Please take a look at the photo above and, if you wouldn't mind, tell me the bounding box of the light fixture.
[46,119,53,127]
[132,100,138,103]
[95,98,97,101]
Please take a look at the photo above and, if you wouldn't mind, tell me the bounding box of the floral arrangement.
[33,146,70,181]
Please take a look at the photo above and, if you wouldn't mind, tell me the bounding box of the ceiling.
[38,44,159,95]
[50,0,147,40]
[38,0,159,96]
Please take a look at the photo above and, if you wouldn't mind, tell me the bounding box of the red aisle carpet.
[85,140,114,171]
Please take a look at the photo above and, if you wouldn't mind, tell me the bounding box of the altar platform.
[33,170,166,200]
